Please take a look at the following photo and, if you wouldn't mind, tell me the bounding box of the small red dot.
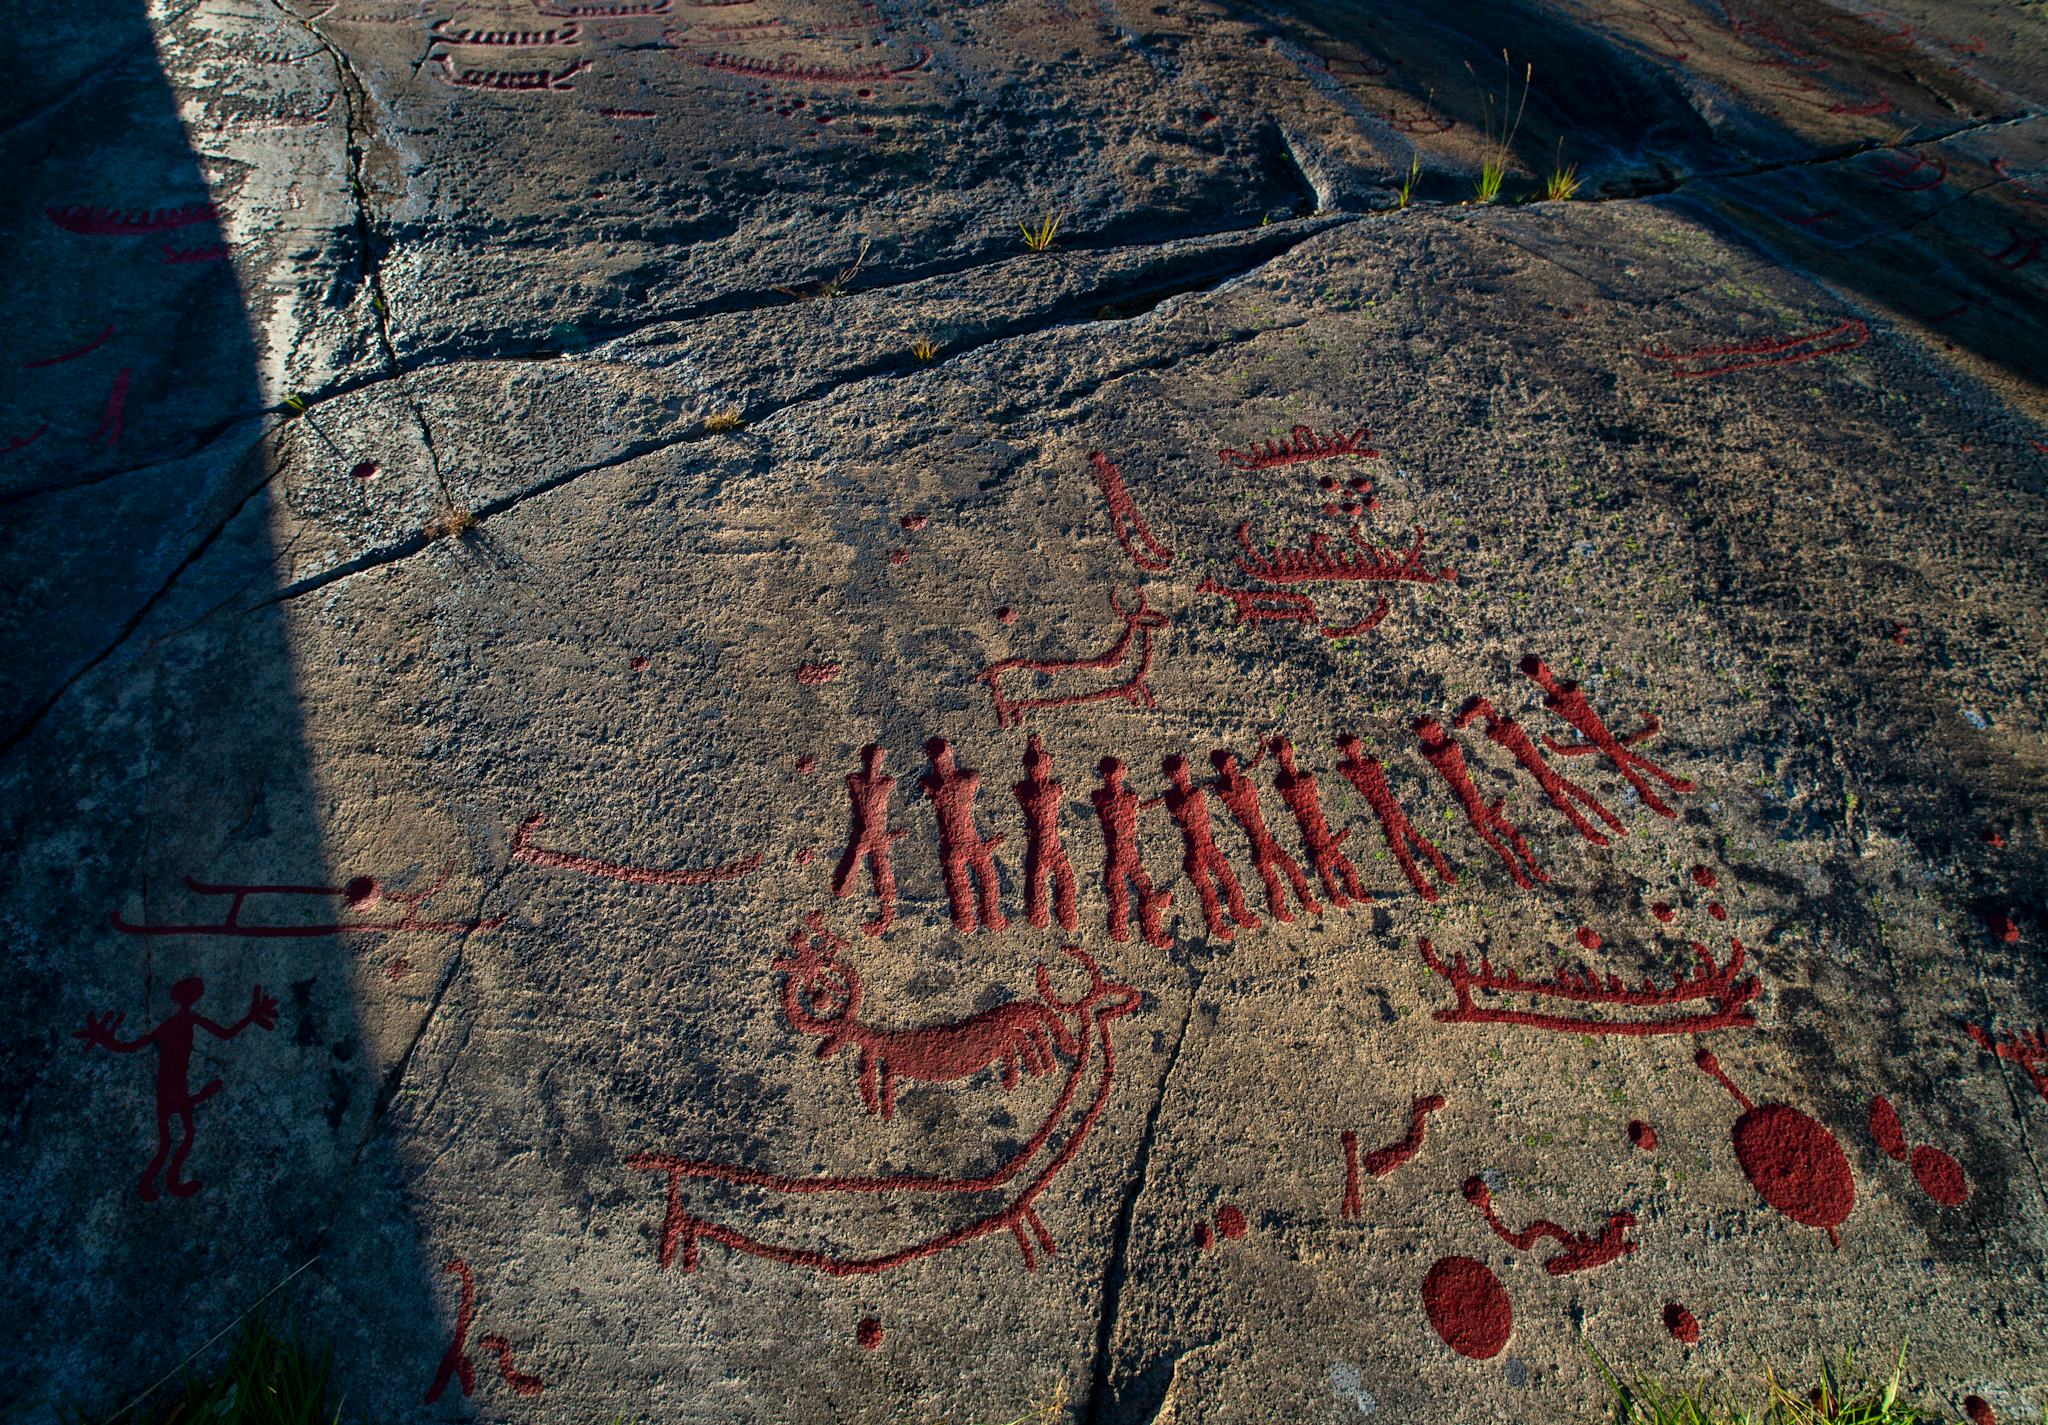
[1663,1302,1700,1344]
[1989,910,2020,943]
[1576,926,1602,951]
[887,549,909,565]
[630,655,650,672]
[1319,476,1340,492]
[1651,902,1675,923]
[996,606,1017,624]
[384,958,412,983]
[1216,1205,1247,1239]
[1981,826,2005,848]
[1708,902,1728,921]
[795,847,816,865]
[344,876,380,909]
[796,755,817,774]
[1690,864,1718,889]
[1965,1394,1997,1425]
[899,513,929,530]
[856,1317,882,1350]
[350,460,380,480]
[1628,1120,1658,1151]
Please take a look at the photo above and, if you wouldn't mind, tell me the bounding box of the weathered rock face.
[3,0,2044,1421]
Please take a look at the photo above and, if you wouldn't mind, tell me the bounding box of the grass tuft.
[911,336,940,362]
[1545,138,1581,200]
[703,407,744,433]
[1019,209,1063,251]
[64,1311,353,1425]
[1467,49,1532,204]
[1592,1341,1957,1425]
[1396,150,1423,208]
[776,236,871,302]
[426,506,476,541]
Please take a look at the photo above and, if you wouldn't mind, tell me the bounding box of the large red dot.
[1731,1103,1855,1241]
[1662,1302,1700,1344]
[1910,1144,1968,1206]
[1629,1120,1658,1152]
[1422,1256,1511,1360]
[1867,1096,1908,1161]
[1965,1395,1996,1425]
[856,1317,883,1350]
[1216,1205,1248,1239]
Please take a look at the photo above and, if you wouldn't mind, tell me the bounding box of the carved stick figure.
[832,744,909,936]
[75,976,278,1201]
[1013,734,1079,931]
[1413,717,1548,888]
[1091,756,1172,947]
[1270,737,1364,908]
[1210,746,1319,921]
[1334,736,1455,902]
[920,737,1008,934]
[424,1259,479,1404]
[1520,655,1695,818]
[1455,696,1624,846]
[1163,755,1259,941]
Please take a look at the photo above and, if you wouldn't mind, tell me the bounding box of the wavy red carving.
[424,1260,478,1404]
[1639,319,1868,380]
[979,587,1167,729]
[1462,1176,1638,1274]
[24,323,114,368]
[1362,1093,1448,1178]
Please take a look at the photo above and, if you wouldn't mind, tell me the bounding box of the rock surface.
[3,0,2046,1421]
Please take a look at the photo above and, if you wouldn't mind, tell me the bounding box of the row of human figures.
[832,660,1696,945]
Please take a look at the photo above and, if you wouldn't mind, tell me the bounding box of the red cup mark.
[1422,1256,1511,1360]
[1577,927,1602,951]
[1965,1395,1997,1425]
[856,1317,883,1350]
[1696,1050,1854,1246]
[1663,1302,1700,1344]
[1629,1120,1658,1152]
[1910,1145,1968,1206]
[1651,902,1675,923]
[796,663,841,685]
[899,513,928,530]
[629,655,650,672]
[1216,1205,1248,1239]
[1690,865,1718,889]
[1708,902,1728,921]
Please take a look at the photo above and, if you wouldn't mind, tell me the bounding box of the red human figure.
[1270,736,1365,908]
[1334,736,1455,902]
[1520,655,1695,817]
[1209,746,1319,922]
[1412,717,1547,889]
[1013,734,1079,931]
[833,744,908,936]
[75,977,279,1201]
[1091,756,1172,947]
[1454,696,1625,846]
[423,1259,479,1403]
[1162,755,1260,942]
[920,737,1008,934]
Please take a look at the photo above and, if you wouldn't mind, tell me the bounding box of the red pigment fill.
[1640,319,1868,380]
[1457,697,1624,846]
[1216,1206,1247,1239]
[1341,1131,1362,1218]
[1092,757,1172,947]
[424,1259,478,1402]
[1200,580,1383,640]
[857,1317,883,1350]
[1910,1145,1968,1206]
[1232,520,1452,586]
[915,738,1006,933]
[1362,1093,1447,1177]
[1981,827,2004,849]
[1691,865,1717,888]
[511,814,764,886]
[24,323,114,367]
[385,958,411,982]
[1422,1256,1511,1360]
[996,606,1017,624]
[92,368,129,449]
[797,755,817,774]
[832,745,908,936]
[899,513,928,530]
[351,460,379,480]
[1578,928,1603,950]
[1216,425,1378,471]
[1629,1120,1658,1151]
[629,654,650,671]
[1965,1396,1996,1425]
[1708,902,1728,921]
[1966,1023,2048,1103]
[1337,735,1453,901]
[1988,910,2019,943]
[1521,656,1695,817]
[1272,737,1365,908]
[1014,734,1080,931]
[681,46,931,82]
[796,662,840,684]
[1162,755,1259,941]
[1213,745,1320,921]
[979,587,1167,729]
[1462,1177,1638,1275]
[1696,1049,1854,1245]
[1651,902,1675,923]
[795,847,816,865]
[887,550,908,565]
[1086,451,1173,572]
[46,202,215,234]
[1867,1097,1908,1161]
[1413,717,1547,889]
[74,977,278,1201]
[1663,1302,1700,1344]
[477,1335,543,1397]
[1419,937,1758,1036]
[1195,1221,1215,1251]
[778,913,1085,1118]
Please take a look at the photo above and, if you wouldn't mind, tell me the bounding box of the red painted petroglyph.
[1981,826,2005,848]
[1320,473,1379,519]
[1578,928,1604,950]
[996,606,1018,624]
[1708,902,1728,921]
[1272,737,1364,909]
[5,424,49,453]
[796,662,840,684]
[1335,737,1454,903]
[1690,865,1718,889]
[1386,100,1453,134]
[162,243,230,263]
[46,202,215,235]
[511,813,764,887]
[1521,655,1695,818]
[1629,1120,1658,1151]
[1217,425,1378,471]
[1992,158,2048,205]
[1212,745,1320,922]
[1639,319,1869,380]
[796,754,818,774]
[1162,754,1259,941]
[1419,937,1759,1036]
[1870,1096,1968,1205]
[1651,902,1675,922]
[1231,521,1453,586]
[833,744,908,936]
[1199,581,1386,640]
[1696,1049,1854,1245]
[1414,716,1547,889]
[110,866,504,937]
[1423,1256,1510,1359]
[1195,1221,1214,1251]
[1463,1176,1638,1274]
[424,1260,479,1404]
[1361,1093,1448,1178]
[477,1336,544,1397]
[1014,735,1080,932]
[1456,697,1625,846]
[599,107,659,118]
[1341,1132,1362,1218]
[1664,1302,1700,1343]
[537,0,669,13]
[429,20,583,44]
[1216,1205,1247,1238]
[979,588,1167,729]
[626,948,1140,1275]
[921,738,1008,934]
[1866,146,1946,191]
[899,513,929,530]
[92,368,129,449]
[1093,757,1173,947]
[857,1317,883,1349]
[434,55,591,89]
[681,47,931,82]
[1987,910,2020,943]
[777,914,1091,1117]
[887,549,909,565]
[76,977,277,1201]
[351,460,380,481]
[1967,1022,2048,1103]
[1087,451,1174,572]
[1966,1397,1997,1425]
[24,323,114,368]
